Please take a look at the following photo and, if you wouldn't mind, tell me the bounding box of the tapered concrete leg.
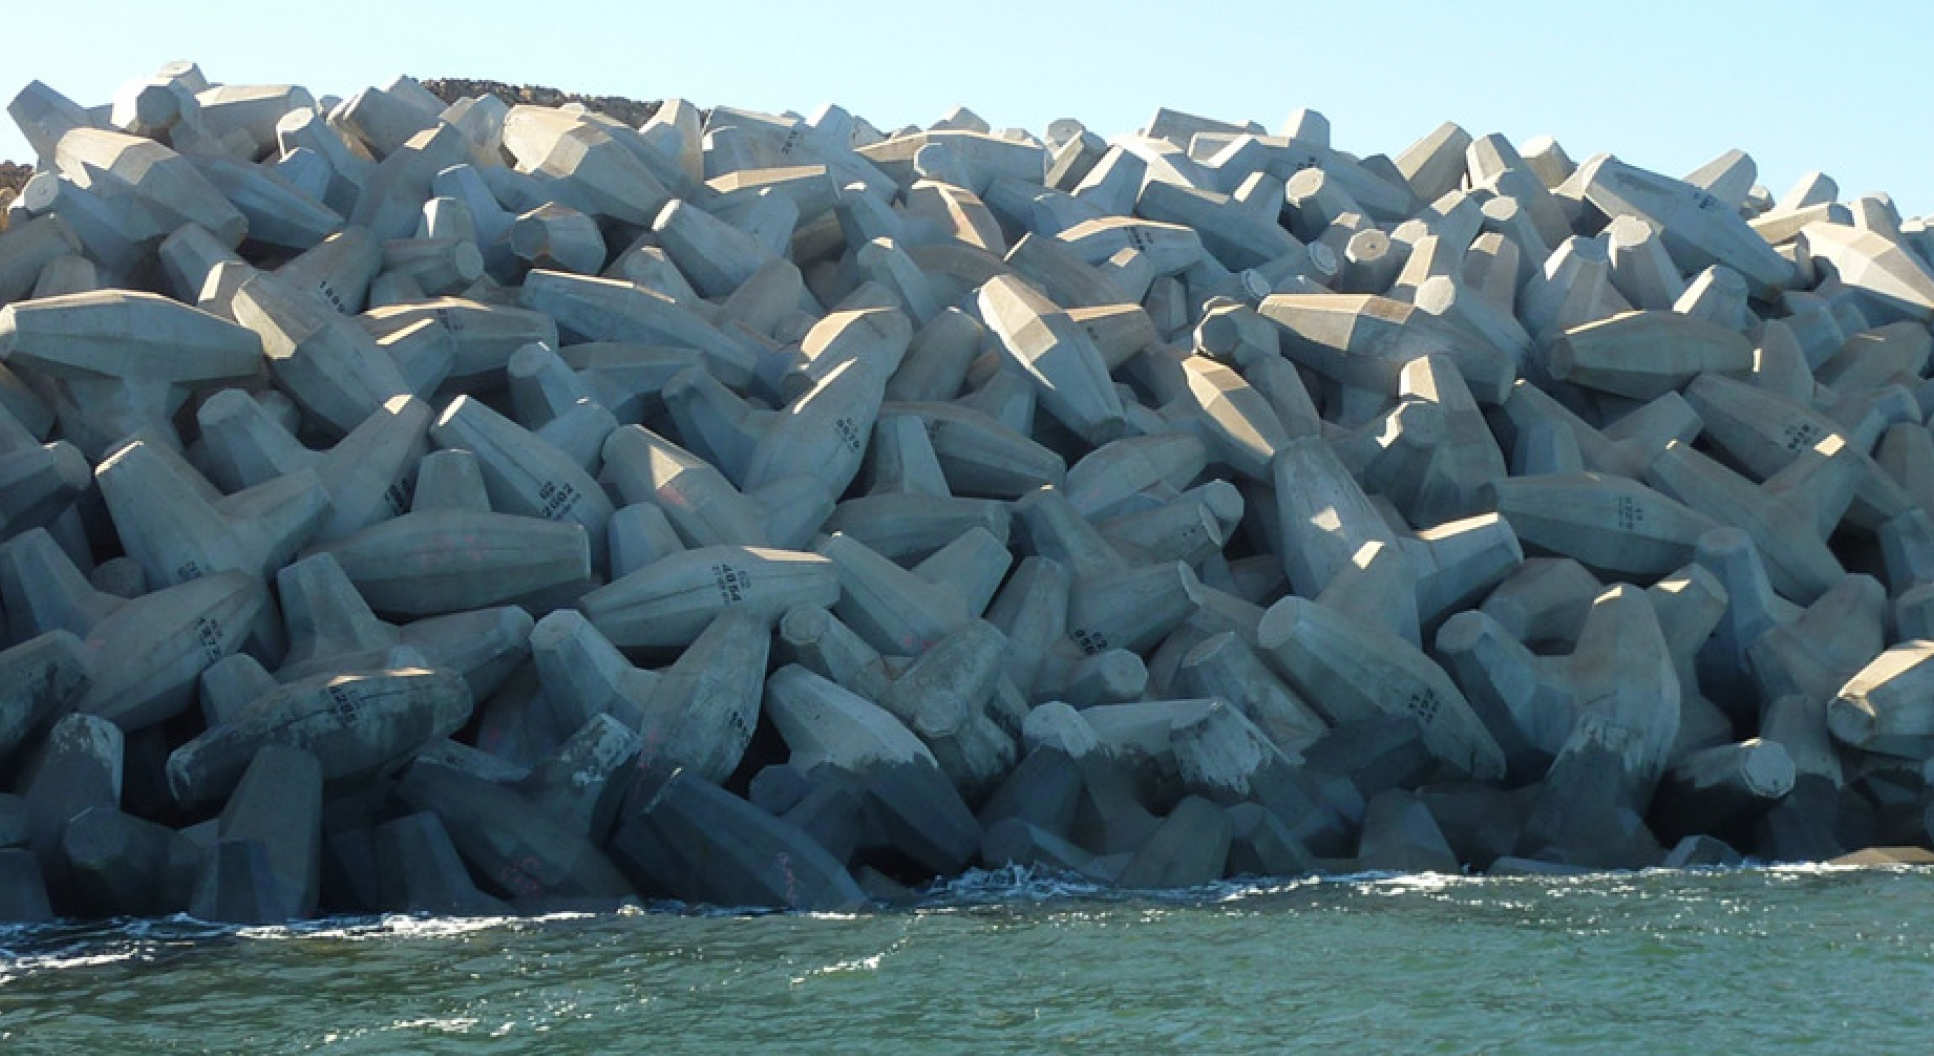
[878,619,1017,799]
[776,605,894,703]
[189,838,284,925]
[1828,639,1934,758]
[1068,752,1163,856]
[313,508,591,617]
[980,817,1105,877]
[0,848,54,922]
[23,713,123,878]
[0,630,91,760]
[632,610,768,783]
[1654,739,1796,842]
[518,713,643,839]
[215,745,323,921]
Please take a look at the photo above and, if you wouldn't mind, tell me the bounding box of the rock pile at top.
[0,162,31,219]
[1,62,1932,924]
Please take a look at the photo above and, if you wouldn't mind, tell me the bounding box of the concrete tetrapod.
[74,571,271,731]
[396,759,634,905]
[1436,583,1681,786]
[95,438,329,589]
[762,664,981,877]
[1256,595,1507,781]
[166,664,473,809]
[1828,641,1934,759]
[274,551,533,696]
[195,391,431,544]
[232,271,412,437]
[1511,586,1681,868]
[580,544,837,649]
[0,288,263,456]
[308,449,593,617]
[978,274,1125,444]
[601,423,830,553]
[0,631,92,759]
[1270,437,1521,640]
[517,713,644,838]
[1577,155,1794,298]
[431,394,615,569]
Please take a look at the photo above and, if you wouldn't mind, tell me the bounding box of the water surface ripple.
[1,865,1928,1053]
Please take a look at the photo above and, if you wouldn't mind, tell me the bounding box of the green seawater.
[1,865,1929,1054]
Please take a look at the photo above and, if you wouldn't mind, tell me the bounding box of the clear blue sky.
[6,0,1929,216]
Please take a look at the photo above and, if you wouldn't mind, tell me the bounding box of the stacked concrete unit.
[1,63,1932,922]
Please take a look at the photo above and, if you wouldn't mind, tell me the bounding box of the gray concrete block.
[60,805,199,917]
[0,847,55,922]
[1258,595,1506,782]
[609,768,865,910]
[0,630,91,760]
[397,760,633,900]
[1654,739,1796,842]
[980,817,1102,877]
[167,665,472,809]
[977,746,1081,837]
[372,811,510,916]
[24,713,122,872]
[581,545,835,649]
[1661,833,1743,869]
[312,507,590,617]
[1069,752,1162,856]
[632,609,769,783]
[1115,796,1232,888]
[215,745,323,921]
[1224,801,1317,878]
[763,664,979,875]
[1357,789,1460,874]
[189,838,284,924]
[1751,775,1846,863]
[518,713,642,839]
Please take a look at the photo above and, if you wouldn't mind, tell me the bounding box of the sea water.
[2,865,1929,1053]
